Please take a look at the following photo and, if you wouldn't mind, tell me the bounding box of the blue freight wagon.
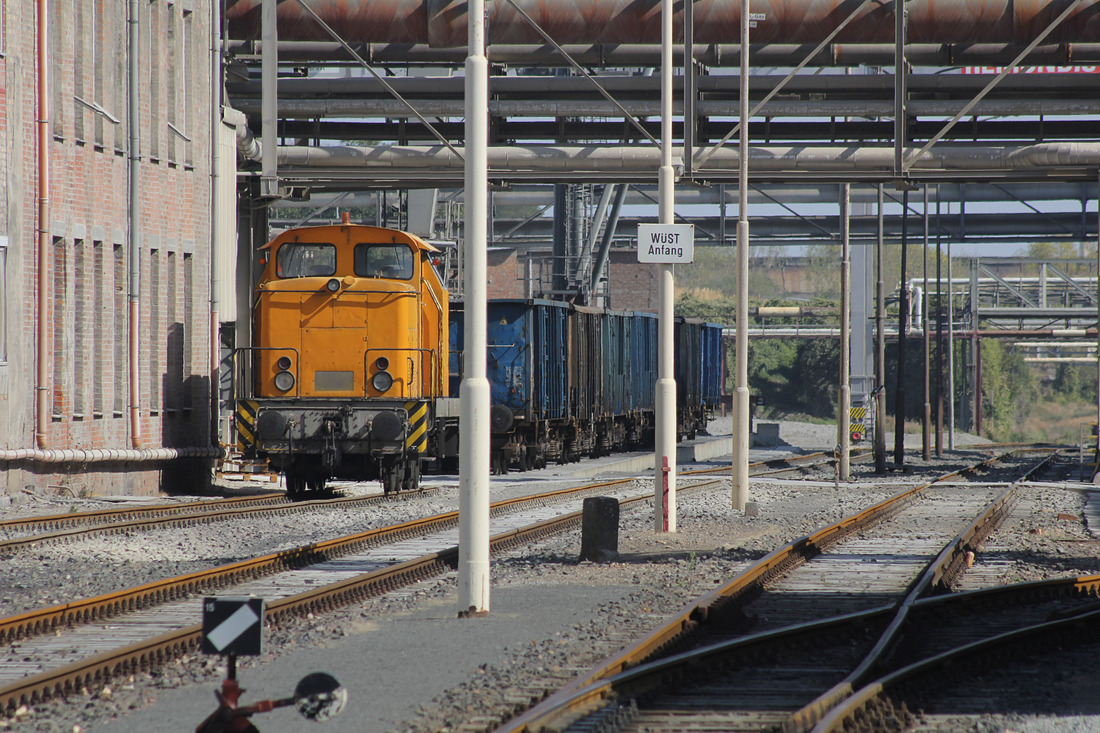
[444,299,722,473]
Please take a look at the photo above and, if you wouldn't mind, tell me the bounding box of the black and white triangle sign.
[201,597,265,656]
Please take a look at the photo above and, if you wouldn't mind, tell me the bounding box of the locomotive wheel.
[381,459,404,496]
[401,459,421,492]
[307,475,327,495]
[286,470,306,500]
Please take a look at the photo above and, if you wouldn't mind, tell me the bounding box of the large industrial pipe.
[227,41,1100,68]
[275,142,1100,173]
[0,447,221,463]
[225,0,1100,46]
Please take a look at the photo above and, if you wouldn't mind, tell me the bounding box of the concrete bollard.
[579,496,620,563]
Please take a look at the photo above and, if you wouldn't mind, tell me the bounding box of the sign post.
[637,224,695,264]
[202,596,265,682]
[639,223,693,534]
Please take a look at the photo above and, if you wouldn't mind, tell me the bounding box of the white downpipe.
[128,0,143,448]
[458,0,491,616]
[35,0,50,449]
[654,0,677,533]
[210,0,223,446]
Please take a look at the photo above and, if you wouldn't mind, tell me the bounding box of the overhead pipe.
[34,0,49,449]
[234,117,263,161]
[275,141,1100,173]
[0,447,222,463]
[590,184,627,304]
[230,96,1100,121]
[224,0,1100,46]
[278,182,1100,208]
[226,41,1100,67]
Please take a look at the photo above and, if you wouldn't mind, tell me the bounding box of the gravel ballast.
[0,421,1097,733]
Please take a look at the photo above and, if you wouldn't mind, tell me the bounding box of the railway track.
[1,447,858,552]
[495,448,1082,733]
[0,474,722,712]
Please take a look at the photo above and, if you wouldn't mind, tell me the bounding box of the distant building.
[0,2,217,498]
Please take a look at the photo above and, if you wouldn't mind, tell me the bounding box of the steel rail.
[493,449,1030,733]
[0,469,693,644]
[781,450,1061,732]
[495,568,1100,733]
[0,493,288,533]
[813,601,1100,731]
[0,478,720,712]
[0,490,421,554]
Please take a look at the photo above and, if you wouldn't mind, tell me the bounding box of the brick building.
[0,1,217,498]
[483,247,661,311]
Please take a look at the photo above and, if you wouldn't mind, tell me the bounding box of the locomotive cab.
[237,219,449,497]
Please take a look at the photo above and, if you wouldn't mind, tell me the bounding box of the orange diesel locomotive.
[236,216,449,497]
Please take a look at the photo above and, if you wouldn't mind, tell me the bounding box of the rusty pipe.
[226,0,1100,46]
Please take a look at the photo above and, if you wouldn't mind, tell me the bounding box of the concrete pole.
[874,185,887,473]
[838,184,851,481]
[894,190,909,465]
[458,0,491,616]
[731,0,751,512]
[655,0,677,532]
[922,185,931,460]
[947,229,955,450]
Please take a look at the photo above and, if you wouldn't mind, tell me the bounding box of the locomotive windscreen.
[277,242,336,277]
[355,243,414,280]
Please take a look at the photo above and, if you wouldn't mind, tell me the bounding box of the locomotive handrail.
[253,285,420,297]
[364,347,438,400]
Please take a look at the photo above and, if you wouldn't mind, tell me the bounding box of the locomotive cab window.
[354,243,414,280]
[276,243,336,278]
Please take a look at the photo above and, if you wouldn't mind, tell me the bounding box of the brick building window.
[113,244,126,416]
[166,250,179,412]
[52,237,67,418]
[148,0,161,162]
[73,239,87,417]
[183,251,193,409]
[149,248,160,411]
[93,240,105,417]
[0,236,7,364]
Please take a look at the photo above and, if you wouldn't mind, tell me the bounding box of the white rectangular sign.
[637,224,694,264]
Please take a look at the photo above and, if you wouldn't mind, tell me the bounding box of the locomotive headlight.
[274,370,296,392]
[276,356,293,371]
[374,356,389,370]
[371,370,393,393]
[326,278,340,292]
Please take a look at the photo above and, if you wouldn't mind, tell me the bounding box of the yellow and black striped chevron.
[236,400,259,452]
[405,401,429,453]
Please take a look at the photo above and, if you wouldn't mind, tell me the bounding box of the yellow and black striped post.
[405,401,429,453]
[849,405,867,443]
[235,400,259,453]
